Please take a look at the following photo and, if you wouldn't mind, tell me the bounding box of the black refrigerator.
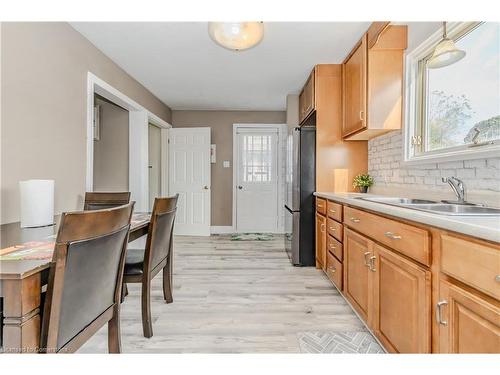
[284,126,316,266]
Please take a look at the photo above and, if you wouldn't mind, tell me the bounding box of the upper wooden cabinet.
[343,36,367,137]
[299,69,316,124]
[342,23,408,140]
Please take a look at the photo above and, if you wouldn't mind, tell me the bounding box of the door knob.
[203,185,209,190]
[238,185,243,190]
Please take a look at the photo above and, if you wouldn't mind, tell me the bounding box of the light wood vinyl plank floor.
[79,235,365,353]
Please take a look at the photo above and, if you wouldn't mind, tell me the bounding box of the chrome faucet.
[441,177,466,204]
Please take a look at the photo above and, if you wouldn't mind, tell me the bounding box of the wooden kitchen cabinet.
[342,23,407,140]
[343,228,372,322]
[437,280,500,353]
[342,35,367,137]
[315,213,327,270]
[299,69,315,123]
[372,244,431,353]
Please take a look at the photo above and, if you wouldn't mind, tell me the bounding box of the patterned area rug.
[298,331,385,354]
[230,233,274,241]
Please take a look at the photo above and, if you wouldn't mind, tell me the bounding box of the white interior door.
[168,127,211,236]
[235,128,279,233]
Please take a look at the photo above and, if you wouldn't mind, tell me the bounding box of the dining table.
[0,212,151,353]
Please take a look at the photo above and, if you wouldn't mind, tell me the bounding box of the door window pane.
[241,134,273,182]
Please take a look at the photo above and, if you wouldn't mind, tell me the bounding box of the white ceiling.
[71,22,371,111]
[71,22,441,111]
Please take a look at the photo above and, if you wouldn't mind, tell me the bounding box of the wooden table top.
[0,213,150,280]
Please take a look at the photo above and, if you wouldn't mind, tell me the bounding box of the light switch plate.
[223,160,230,168]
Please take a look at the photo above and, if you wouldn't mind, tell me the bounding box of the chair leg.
[120,282,128,303]
[163,253,173,304]
[108,306,121,353]
[141,278,153,338]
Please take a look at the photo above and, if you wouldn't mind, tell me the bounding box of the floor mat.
[230,233,274,241]
[297,331,385,354]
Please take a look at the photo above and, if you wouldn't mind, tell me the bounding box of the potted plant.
[353,174,374,193]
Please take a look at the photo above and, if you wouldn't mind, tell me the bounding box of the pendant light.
[208,22,264,51]
[427,22,466,69]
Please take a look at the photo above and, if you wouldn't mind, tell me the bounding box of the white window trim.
[403,22,500,166]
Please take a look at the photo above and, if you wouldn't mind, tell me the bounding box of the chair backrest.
[143,195,178,274]
[41,202,134,353]
[84,191,131,211]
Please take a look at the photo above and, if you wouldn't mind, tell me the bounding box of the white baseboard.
[210,226,235,234]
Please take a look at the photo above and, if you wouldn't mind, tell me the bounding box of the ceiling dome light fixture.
[208,22,264,51]
[427,22,466,69]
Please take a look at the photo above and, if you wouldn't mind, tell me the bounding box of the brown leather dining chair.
[122,195,178,338]
[40,202,135,353]
[84,191,131,211]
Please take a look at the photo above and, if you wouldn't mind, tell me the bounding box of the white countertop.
[314,192,500,243]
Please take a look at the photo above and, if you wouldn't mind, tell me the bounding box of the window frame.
[403,22,500,165]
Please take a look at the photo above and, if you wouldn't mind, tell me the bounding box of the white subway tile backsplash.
[368,130,500,193]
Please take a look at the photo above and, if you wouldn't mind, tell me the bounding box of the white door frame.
[86,72,171,212]
[232,123,284,233]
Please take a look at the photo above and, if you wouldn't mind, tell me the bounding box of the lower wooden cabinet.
[343,228,372,322]
[326,250,343,291]
[372,244,431,353]
[437,280,500,353]
[315,213,327,270]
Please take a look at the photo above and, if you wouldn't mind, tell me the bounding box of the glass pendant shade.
[427,23,466,69]
[208,22,264,51]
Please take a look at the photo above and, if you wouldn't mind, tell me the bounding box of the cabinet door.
[299,71,315,123]
[438,280,500,353]
[343,228,372,322]
[315,213,327,269]
[343,35,367,137]
[372,244,431,353]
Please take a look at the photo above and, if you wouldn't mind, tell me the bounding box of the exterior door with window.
[168,127,211,236]
[235,128,279,233]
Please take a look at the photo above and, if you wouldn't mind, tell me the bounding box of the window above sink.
[404,22,500,165]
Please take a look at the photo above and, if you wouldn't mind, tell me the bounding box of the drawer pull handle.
[496,275,500,283]
[328,266,336,273]
[363,251,371,266]
[350,217,360,223]
[317,204,324,208]
[329,244,336,249]
[329,209,336,213]
[436,300,448,326]
[329,227,336,232]
[369,256,377,272]
[320,223,325,232]
[384,231,402,240]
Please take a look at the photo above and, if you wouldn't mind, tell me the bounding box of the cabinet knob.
[320,223,325,232]
[384,231,402,240]
[495,275,500,283]
[436,300,448,326]
[363,252,371,267]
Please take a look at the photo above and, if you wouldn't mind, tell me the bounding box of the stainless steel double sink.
[356,196,500,216]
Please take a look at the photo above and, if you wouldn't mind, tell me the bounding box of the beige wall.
[1,22,172,224]
[171,110,286,227]
[93,98,129,191]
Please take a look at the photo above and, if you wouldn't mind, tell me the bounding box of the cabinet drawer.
[328,235,343,262]
[344,206,430,266]
[327,200,343,222]
[316,198,327,216]
[441,234,500,300]
[327,218,343,242]
[326,251,343,291]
